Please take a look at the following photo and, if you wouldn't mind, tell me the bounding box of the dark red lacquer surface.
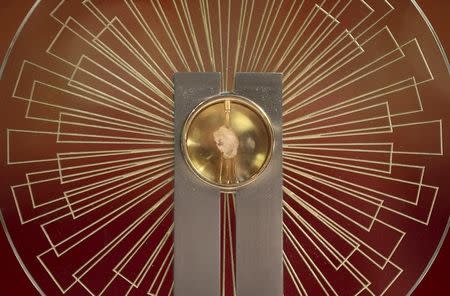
[1,1,449,295]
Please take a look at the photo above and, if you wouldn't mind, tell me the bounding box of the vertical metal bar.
[234,73,283,296]
[174,72,221,296]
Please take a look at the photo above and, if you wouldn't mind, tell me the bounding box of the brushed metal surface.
[234,73,283,296]
[174,72,221,296]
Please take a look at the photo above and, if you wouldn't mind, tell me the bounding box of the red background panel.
[0,1,449,295]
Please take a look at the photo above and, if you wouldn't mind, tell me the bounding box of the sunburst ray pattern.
[2,0,448,295]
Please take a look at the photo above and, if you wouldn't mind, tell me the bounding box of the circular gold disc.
[182,96,273,189]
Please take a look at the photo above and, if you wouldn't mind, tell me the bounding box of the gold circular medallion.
[182,96,273,189]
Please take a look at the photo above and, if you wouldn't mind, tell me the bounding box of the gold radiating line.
[221,193,236,296]
[221,193,226,296]
[200,0,216,71]
[152,0,191,71]
[237,0,254,73]
[9,0,442,294]
[244,0,270,71]
[217,0,225,91]
[248,0,280,70]
[125,0,178,72]
[172,0,204,71]
[225,0,232,90]
[227,194,237,296]
[261,0,304,71]
[233,0,247,75]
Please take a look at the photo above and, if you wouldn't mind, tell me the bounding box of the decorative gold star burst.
[1,1,449,295]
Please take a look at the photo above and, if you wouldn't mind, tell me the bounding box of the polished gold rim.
[182,95,274,190]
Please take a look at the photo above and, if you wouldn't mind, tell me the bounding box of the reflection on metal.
[183,95,273,189]
[174,72,221,296]
[234,73,283,296]
[174,72,283,296]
